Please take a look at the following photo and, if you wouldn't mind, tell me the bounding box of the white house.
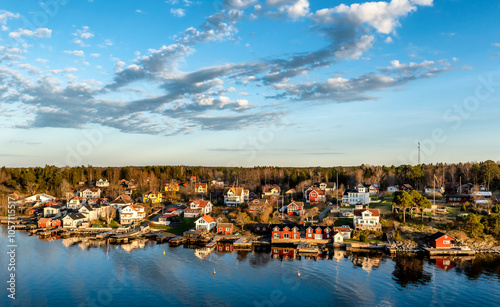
[184,200,213,218]
[79,188,102,199]
[25,193,56,205]
[424,186,445,195]
[62,213,88,228]
[67,196,86,210]
[333,232,344,243]
[224,187,247,206]
[387,186,399,193]
[353,208,381,231]
[342,184,370,206]
[43,205,62,218]
[78,205,99,221]
[195,215,216,231]
[334,226,352,239]
[119,204,146,225]
[95,179,110,187]
[110,194,133,208]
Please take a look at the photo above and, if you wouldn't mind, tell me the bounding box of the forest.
[0,160,499,200]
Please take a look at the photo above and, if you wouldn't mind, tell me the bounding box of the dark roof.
[446,194,470,198]
[68,213,86,220]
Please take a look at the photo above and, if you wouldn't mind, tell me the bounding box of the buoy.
[213,269,216,275]
[163,251,165,255]
[297,271,301,277]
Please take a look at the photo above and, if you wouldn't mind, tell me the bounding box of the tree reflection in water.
[392,256,432,288]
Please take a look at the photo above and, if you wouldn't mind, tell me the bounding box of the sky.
[0,0,499,168]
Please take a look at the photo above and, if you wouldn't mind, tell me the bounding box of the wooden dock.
[425,247,476,256]
[39,227,64,236]
[297,242,320,254]
[233,237,252,250]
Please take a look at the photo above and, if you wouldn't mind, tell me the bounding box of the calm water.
[1,228,500,307]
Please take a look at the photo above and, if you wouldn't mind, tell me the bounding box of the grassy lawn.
[334,217,353,227]
[157,217,196,235]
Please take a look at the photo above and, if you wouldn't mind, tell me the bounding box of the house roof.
[334,227,351,232]
[190,200,211,207]
[195,183,207,188]
[262,185,280,193]
[353,208,380,217]
[67,213,87,220]
[199,215,215,223]
[429,232,456,242]
[38,218,52,224]
[217,223,233,228]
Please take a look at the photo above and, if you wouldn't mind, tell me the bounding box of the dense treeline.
[0,160,499,198]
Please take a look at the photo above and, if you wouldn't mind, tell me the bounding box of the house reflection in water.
[348,252,382,271]
[434,258,455,271]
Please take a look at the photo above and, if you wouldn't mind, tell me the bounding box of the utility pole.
[418,142,421,165]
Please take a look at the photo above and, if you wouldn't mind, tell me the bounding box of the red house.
[305,226,332,240]
[304,187,326,203]
[217,243,234,253]
[272,226,301,241]
[38,218,61,228]
[429,232,456,248]
[272,247,297,260]
[38,218,52,228]
[217,223,234,234]
[254,223,271,234]
[435,258,455,271]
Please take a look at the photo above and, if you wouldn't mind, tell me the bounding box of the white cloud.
[310,0,433,34]
[9,28,52,39]
[385,36,393,43]
[18,63,41,74]
[64,50,85,57]
[223,0,257,9]
[90,53,101,57]
[171,8,185,17]
[36,58,49,64]
[265,0,310,19]
[136,9,143,13]
[492,43,500,47]
[0,10,19,25]
[452,57,459,62]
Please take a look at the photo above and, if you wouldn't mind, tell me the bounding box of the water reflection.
[392,256,432,288]
[33,234,500,283]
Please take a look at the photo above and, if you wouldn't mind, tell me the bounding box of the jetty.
[297,242,320,254]
[424,247,476,256]
[110,227,149,243]
[233,237,252,250]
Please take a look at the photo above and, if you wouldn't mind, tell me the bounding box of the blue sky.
[1,0,499,167]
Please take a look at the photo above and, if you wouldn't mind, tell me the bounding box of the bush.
[492,205,500,214]
[359,234,368,242]
[394,231,403,241]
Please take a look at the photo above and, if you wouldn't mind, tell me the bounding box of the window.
[443,240,450,245]
[284,233,289,239]
[256,227,260,231]
[226,228,229,232]
[274,233,279,238]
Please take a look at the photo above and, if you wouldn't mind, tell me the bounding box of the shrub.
[359,234,368,242]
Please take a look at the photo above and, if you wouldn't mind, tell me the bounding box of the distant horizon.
[2,159,499,169]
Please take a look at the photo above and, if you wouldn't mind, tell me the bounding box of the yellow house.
[164,181,180,192]
[195,183,208,193]
[143,191,163,203]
